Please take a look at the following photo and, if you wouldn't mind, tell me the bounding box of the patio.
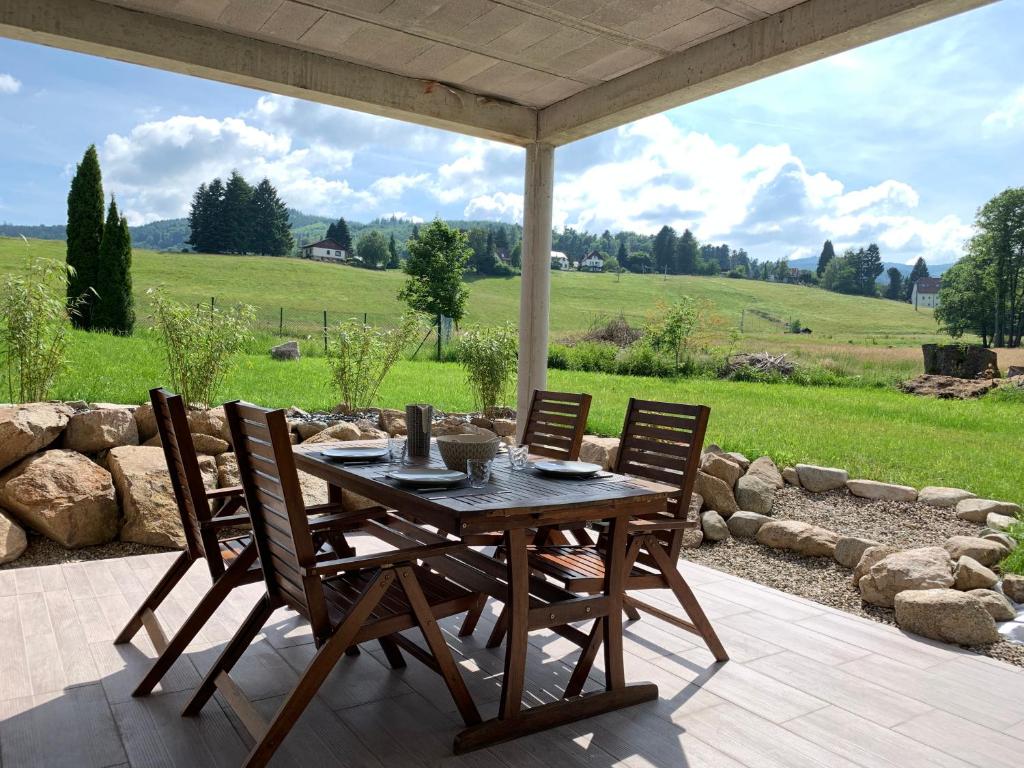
[3,536,1022,768]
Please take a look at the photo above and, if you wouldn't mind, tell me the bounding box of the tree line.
[187,171,293,256]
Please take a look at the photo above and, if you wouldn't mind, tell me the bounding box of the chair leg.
[182,594,274,717]
[395,566,481,727]
[564,618,603,699]
[485,605,508,648]
[241,571,394,768]
[114,551,192,645]
[624,602,642,621]
[378,636,406,669]
[458,594,487,638]
[133,544,258,697]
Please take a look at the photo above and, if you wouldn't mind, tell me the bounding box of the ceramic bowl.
[435,433,500,471]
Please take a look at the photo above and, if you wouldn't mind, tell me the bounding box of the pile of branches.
[579,314,643,347]
[724,352,797,377]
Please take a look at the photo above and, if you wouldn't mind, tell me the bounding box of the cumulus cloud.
[982,86,1024,133]
[0,73,21,94]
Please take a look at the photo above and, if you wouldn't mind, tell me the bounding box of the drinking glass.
[506,444,529,471]
[388,436,407,465]
[467,458,492,488]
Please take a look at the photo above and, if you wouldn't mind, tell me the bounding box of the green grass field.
[53,330,1023,505]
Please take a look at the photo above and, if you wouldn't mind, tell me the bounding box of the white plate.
[320,446,389,462]
[385,468,467,487]
[532,460,602,477]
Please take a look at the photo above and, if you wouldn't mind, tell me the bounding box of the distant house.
[912,276,941,309]
[302,238,347,263]
[550,251,570,270]
[580,251,604,272]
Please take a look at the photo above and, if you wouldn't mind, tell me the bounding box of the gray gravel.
[0,531,169,571]
[685,486,1024,669]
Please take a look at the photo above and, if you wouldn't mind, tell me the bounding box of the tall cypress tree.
[387,232,400,268]
[652,225,677,274]
[817,239,835,277]
[904,257,930,301]
[93,198,135,335]
[66,144,105,328]
[675,229,699,274]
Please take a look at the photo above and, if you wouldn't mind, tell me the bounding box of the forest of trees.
[187,171,293,256]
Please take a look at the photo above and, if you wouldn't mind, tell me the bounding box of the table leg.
[602,514,627,691]
[324,484,355,557]
[498,527,528,719]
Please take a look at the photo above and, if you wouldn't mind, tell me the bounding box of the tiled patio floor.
[1,535,1023,767]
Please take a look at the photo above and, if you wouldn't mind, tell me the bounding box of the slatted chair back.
[224,400,331,643]
[150,388,222,572]
[613,398,710,561]
[521,390,592,460]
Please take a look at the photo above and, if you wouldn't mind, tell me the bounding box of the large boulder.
[795,464,848,493]
[700,452,743,488]
[921,343,999,379]
[302,421,363,444]
[955,498,1022,524]
[782,466,800,486]
[579,436,620,471]
[917,486,975,508]
[852,545,896,586]
[188,407,229,443]
[858,547,954,607]
[700,511,730,542]
[746,456,783,489]
[895,589,1000,645]
[133,402,158,442]
[694,471,738,516]
[0,449,118,548]
[378,409,407,436]
[294,421,329,441]
[0,509,28,564]
[1003,574,1024,604]
[967,590,1016,622]
[846,479,917,502]
[982,532,1016,550]
[0,402,72,471]
[353,420,389,440]
[943,536,1009,568]
[834,536,882,569]
[735,473,775,514]
[953,556,998,591]
[726,510,770,538]
[191,433,229,455]
[216,452,240,488]
[107,445,215,548]
[63,406,139,453]
[756,520,839,558]
[986,513,1017,533]
[432,417,489,437]
[270,340,300,361]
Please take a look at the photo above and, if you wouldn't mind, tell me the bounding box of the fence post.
[211,296,215,311]
[364,312,368,325]
[436,313,442,361]
[279,307,283,336]
[323,310,328,354]
[740,308,745,333]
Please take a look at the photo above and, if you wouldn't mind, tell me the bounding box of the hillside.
[1,237,949,347]
[787,255,955,277]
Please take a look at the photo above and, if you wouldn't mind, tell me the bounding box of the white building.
[912,276,941,309]
[301,238,347,263]
[550,251,570,270]
[580,251,604,272]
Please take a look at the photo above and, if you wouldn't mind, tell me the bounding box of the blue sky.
[1,1,1022,265]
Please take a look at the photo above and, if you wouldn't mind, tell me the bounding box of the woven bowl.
[436,433,500,471]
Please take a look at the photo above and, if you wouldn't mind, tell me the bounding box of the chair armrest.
[202,513,251,530]
[301,541,464,578]
[207,485,243,500]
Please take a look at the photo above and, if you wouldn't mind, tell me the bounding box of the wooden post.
[517,143,554,440]
[323,310,328,353]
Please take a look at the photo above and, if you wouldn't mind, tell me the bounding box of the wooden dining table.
[293,438,677,752]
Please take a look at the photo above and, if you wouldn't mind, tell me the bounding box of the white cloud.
[982,86,1024,133]
[370,173,429,199]
[0,73,21,94]
[464,192,524,222]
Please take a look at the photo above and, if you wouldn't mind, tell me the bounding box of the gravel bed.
[685,486,1024,669]
[0,532,169,571]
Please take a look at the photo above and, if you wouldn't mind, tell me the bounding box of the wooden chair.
[487,399,728,671]
[519,389,592,460]
[183,401,481,768]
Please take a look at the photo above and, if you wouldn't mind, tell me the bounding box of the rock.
[858,547,954,608]
[302,421,363,444]
[132,402,157,442]
[956,498,1022,524]
[1003,574,1024,604]
[107,446,215,548]
[725,452,751,471]
[1009,365,1024,378]
[795,464,848,493]
[579,436,620,471]
[746,456,783,489]
[846,479,917,502]
[295,421,328,441]
[63,406,138,453]
[284,406,308,419]
[188,407,229,443]
[378,409,407,436]
[982,532,1016,550]
[0,449,118,548]
[917,486,976,508]
[899,374,997,399]
[0,509,27,564]
[834,536,881,569]
[431,417,479,437]
[0,402,72,471]
[782,466,800,486]
[353,420,388,440]
[756,520,839,558]
[142,434,161,447]
[895,589,1000,645]
[192,433,229,455]
[735,473,775,514]
[953,556,998,590]
[270,340,300,360]
[694,471,738,516]
[726,510,770,538]
[986,513,1017,533]
[297,470,328,507]
[967,589,1016,622]
[700,511,730,542]
[469,415,494,431]
[682,528,704,548]
[853,545,896,586]
[943,536,1009,568]
[216,452,240,488]
[491,418,517,438]
[700,452,743,488]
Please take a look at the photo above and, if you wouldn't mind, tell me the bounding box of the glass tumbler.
[506,445,529,471]
[388,436,407,465]
[467,458,492,488]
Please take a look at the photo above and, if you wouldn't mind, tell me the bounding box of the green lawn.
[54,330,1023,505]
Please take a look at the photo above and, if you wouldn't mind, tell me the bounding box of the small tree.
[328,314,424,412]
[398,219,471,324]
[1,248,77,402]
[884,267,903,301]
[387,232,400,269]
[816,239,835,277]
[149,289,255,408]
[356,230,389,269]
[646,297,709,368]
[66,144,105,328]
[93,198,135,335]
[457,323,518,417]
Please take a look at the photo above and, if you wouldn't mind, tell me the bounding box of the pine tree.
[817,239,835,277]
[884,267,903,301]
[203,177,227,253]
[494,225,510,256]
[333,217,353,254]
[387,232,400,268]
[616,240,629,271]
[859,243,884,296]
[249,178,293,256]
[221,171,253,253]
[675,229,699,274]
[904,257,930,301]
[93,198,135,335]
[66,144,105,328]
[652,226,676,274]
[187,182,210,252]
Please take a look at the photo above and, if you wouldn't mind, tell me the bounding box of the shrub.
[329,314,424,412]
[547,343,571,370]
[614,342,675,378]
[149,289,256,408]
[0,249,77,402]
[1000,518,1024,576]
[568,341,618,372]
[645,297,712,368]
[456,322,518,416]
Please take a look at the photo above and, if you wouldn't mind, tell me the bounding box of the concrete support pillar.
[517,142,555,438]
